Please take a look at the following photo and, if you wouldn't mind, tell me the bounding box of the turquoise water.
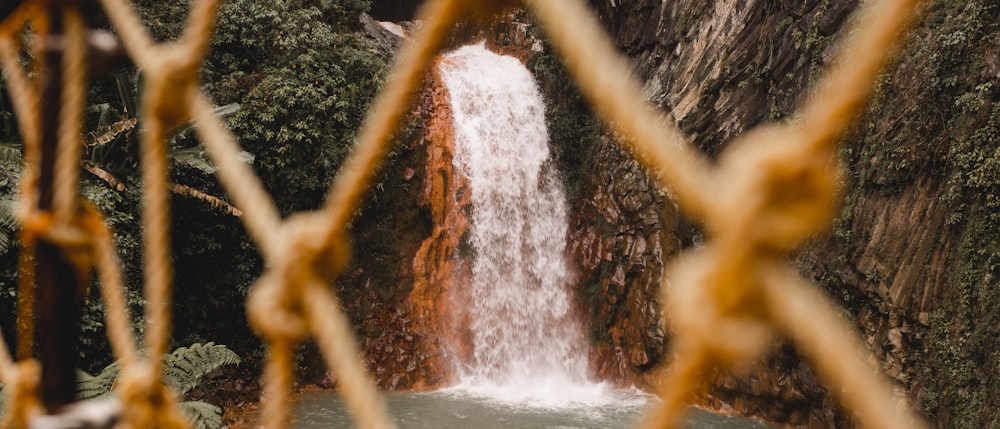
[293,391,774,429]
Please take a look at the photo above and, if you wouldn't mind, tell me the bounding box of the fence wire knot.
[247,212,351,342]
[116,365,189,429]
[1,361,42,429]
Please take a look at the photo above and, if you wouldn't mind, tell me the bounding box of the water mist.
[438,44,604,406]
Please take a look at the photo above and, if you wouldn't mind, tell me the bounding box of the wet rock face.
[588,0,856,153]
[577,0,1000,428]
[336,66,459,391]
[338,3,999,427]
[567,3,863,424]
[407,68,474,388]
[567,136,679,387]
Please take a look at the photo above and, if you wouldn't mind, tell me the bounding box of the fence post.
[35,3,86,413]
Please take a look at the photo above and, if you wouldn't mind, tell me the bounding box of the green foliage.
[178,400,223,429]
[1,343,239,428]
[158,0,396,349]
[162,343,243,395]
[919,212,1000,428]
[853,0,998,191]
[76,361,122,401]
[941,104,1000,227]
[205,0,391,214]
[0,0,392,367]
[0,143,18,165]
[0,83,20,346]
[526,37,602,203]
[672,2,710,43]
[0,142,21,255]
[75,343,241,429]
[789,0,834,80]
[77,343,241,399]
[0,191,16,255]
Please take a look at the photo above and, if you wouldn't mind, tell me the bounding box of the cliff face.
[573,0,1000,427]
[566,136,677,387]
[337,66,473,390]
[408,68,473,388]
[565,2,859,425]
[340,2,999,427]
[587,0,856,152]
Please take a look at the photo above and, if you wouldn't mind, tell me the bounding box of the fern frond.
[76,361,122,400]
[178,400,222,429]
[161,343,241,395]
[0,230,11,255]
[0,196,18,229]
[0,143,21,165]
[0,196,18,254]
[72,343,239,402]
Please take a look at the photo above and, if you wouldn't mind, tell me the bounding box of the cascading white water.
[438,44,603,406]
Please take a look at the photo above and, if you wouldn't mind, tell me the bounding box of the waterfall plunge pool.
[293,390,775,429]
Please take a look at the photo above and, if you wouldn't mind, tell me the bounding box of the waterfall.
[438,44,601,405]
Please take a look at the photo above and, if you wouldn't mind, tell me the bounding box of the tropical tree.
[82,69,247,216]
[0,0,397,378]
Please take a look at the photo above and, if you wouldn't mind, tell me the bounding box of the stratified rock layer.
[565,3,862,425]
[571,0,1000,427]
[567,136,677,387]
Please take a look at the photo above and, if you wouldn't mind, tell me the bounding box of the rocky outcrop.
[564,2,860,425]
[408,68,473,388]
[567,136,678,387]
[587,0,857,153]
[338,63,487,390]
[571,0,1000,427]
